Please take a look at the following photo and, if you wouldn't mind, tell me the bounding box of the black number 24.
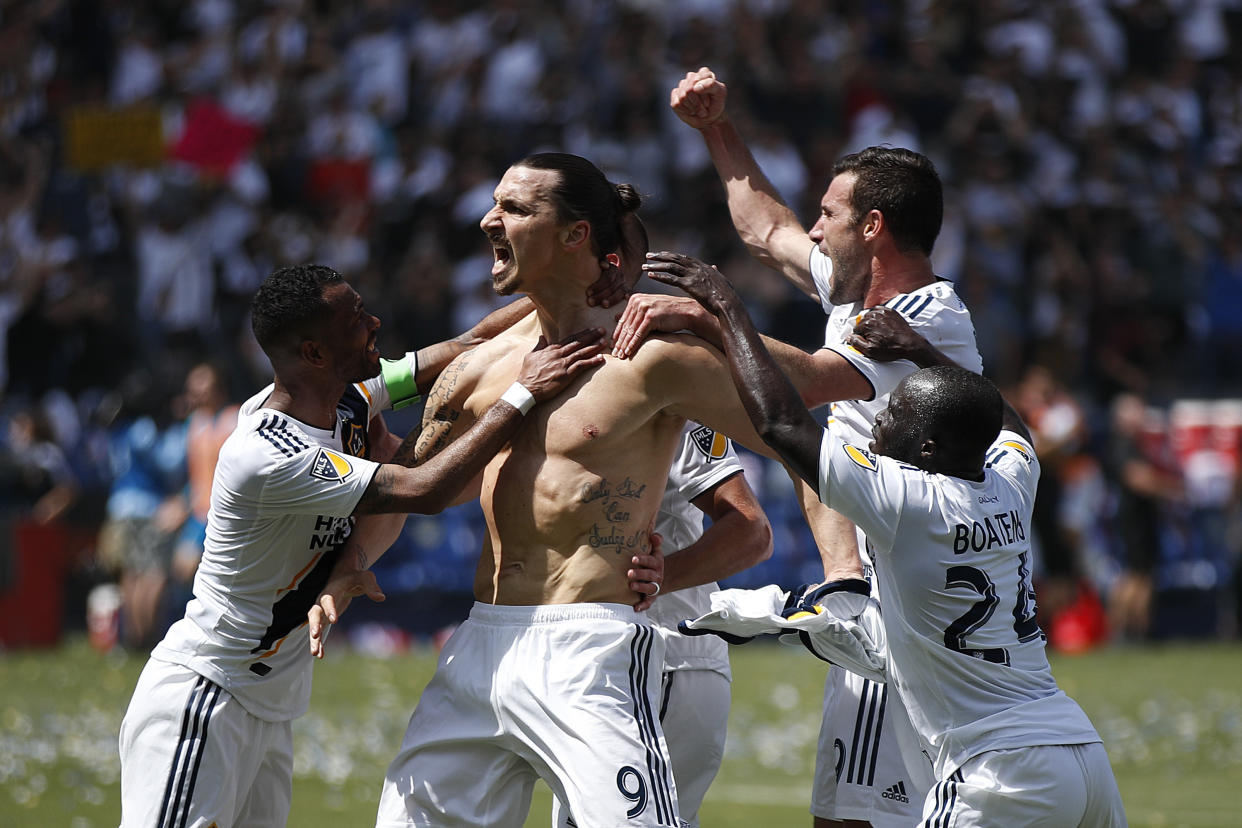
[942,550,1044,665]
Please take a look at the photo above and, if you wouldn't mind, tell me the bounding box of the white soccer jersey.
[151,354,417,722]
[646,422,745,676]
[817,429,1102,780]
[807,246,983,826]
[809,247,982,447]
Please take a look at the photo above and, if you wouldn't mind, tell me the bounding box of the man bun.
[616,182,642,214]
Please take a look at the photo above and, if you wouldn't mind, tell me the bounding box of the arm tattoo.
[408,348,476,465]
[420,349,476,429]
[356,465,403,514]
[411,414,457,464]
[343,539,369,570]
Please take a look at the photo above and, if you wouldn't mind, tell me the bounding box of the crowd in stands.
[1,0,1240,648]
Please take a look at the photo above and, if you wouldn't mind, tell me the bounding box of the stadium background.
[0,0,1240,684]
[1,1,1241,825]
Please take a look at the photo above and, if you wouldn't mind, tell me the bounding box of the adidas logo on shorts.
[881,780,910,803]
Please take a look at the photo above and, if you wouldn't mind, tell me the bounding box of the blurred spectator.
[1105,392,1185,642]
[167,361,238,607]
[0,404,78,526]
[0,0,1239,641]
[95,371,188,650]
[1199,223,1242,393]
[0,140,46,395]
[1014,365,1090,624]
[132,187,215,366]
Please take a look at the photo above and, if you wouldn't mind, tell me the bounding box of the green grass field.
[2,637,1240,827]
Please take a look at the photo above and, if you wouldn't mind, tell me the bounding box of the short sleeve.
[668,423,745,503]
[984,430,1041,497]
[822,282,983,402]
[816,430,904,550]
[354,351,420,414]
[809,247,834,314]
[380,351,420,410]
[258,446,380,516]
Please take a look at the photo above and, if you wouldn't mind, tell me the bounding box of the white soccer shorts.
[921,742,1126,826]
[377,602,680,828]
[811,667,933,827]
[551,667,729,828]
[119,658,293,828]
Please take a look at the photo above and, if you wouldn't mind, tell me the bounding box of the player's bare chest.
[477,357,662,455]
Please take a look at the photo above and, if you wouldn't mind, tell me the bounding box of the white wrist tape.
[499,381,536,415]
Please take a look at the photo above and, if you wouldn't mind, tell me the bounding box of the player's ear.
[605,252,620,267]
[299,338,326,368]
[561,220,590,251]
[862,209,883,242]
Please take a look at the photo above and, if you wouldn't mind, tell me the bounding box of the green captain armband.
[380,355,420,410]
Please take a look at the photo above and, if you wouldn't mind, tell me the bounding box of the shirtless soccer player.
[372,153,808,828]
[558,215,773,828]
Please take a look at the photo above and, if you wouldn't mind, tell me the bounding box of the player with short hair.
[646,253,1128,827]
[612,66,984,827]
[117,263,607,828]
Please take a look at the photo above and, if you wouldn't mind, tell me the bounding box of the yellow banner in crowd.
[63,105,164,171]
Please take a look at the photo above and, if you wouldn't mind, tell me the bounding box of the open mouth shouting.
[489,235,512,276]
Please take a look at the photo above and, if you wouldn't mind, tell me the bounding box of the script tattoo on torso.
[582,476,649,556]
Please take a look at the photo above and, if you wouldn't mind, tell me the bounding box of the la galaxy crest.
[690,425,729,462]
[310,448,354,482]
[342,421,366,457]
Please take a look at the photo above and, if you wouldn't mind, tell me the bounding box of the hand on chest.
[477,357,652,441]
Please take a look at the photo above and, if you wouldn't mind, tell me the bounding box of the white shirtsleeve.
[809,246,835,314]
[984,430,1041,497]
[815,429,906,552]
[256,446,379,516]
[823,281,983,404]
[668,424,744,503]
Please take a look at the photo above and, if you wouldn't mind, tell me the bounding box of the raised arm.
[662,472,773,594]
[671,67,817,297]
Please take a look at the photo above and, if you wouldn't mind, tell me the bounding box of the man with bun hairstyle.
[370,153,833,828]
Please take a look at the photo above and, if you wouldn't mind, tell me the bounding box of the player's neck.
[863,253,935,308]
[264,375,347,431]
[531,301,613,342]
[527,267,613,341]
